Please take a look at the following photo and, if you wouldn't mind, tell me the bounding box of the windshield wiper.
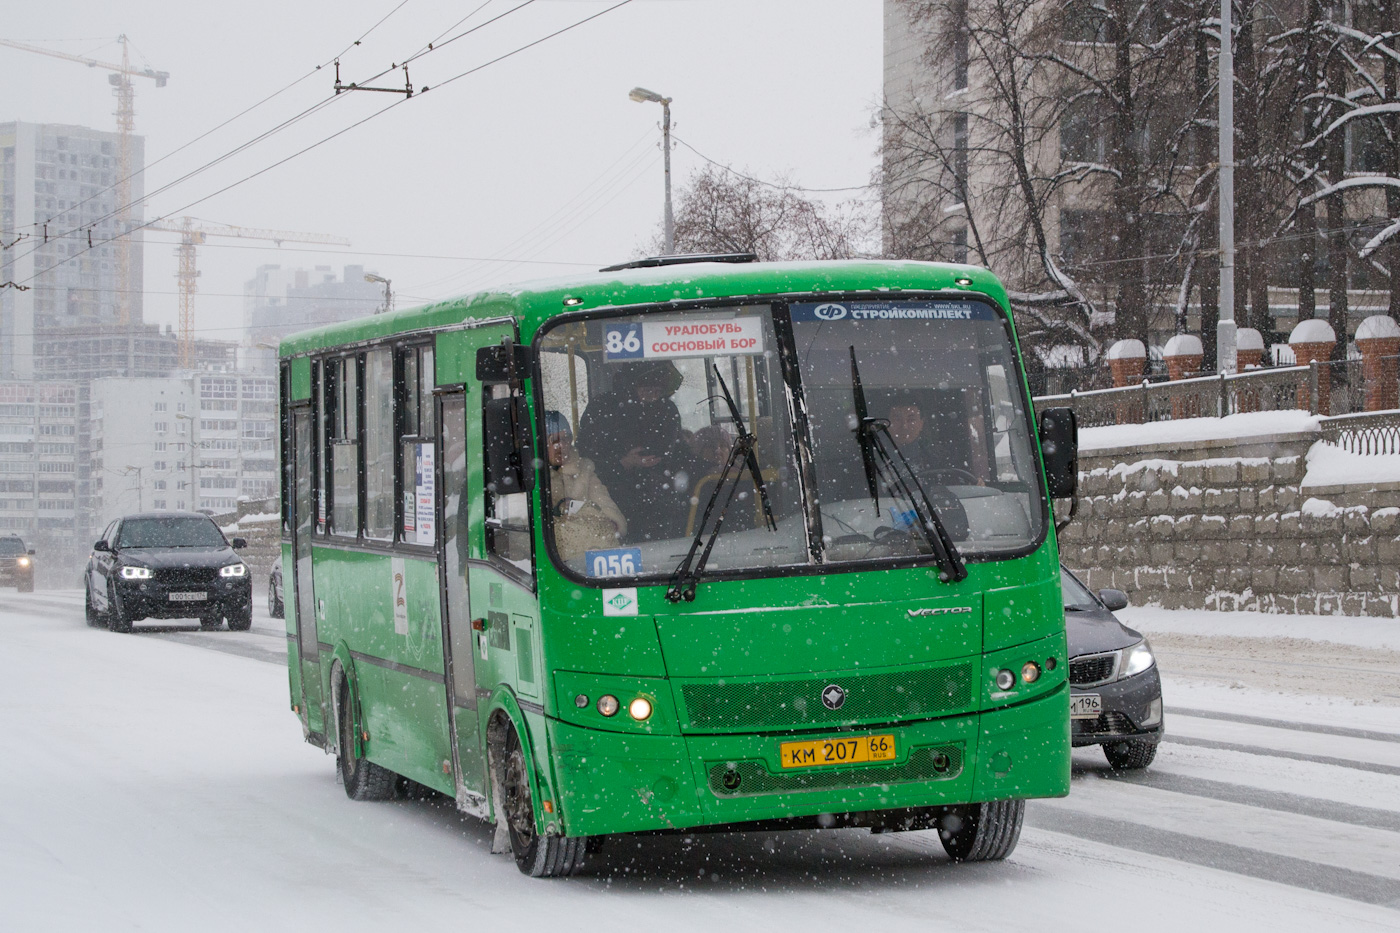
[667,366,778,602]
[848,347,967,584]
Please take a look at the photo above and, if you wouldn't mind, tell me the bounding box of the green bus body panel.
[280,259,1070,840]
[311,545,452,794]
[289,356,311,401]
[278,260,1011,361]
[281,541,301,714]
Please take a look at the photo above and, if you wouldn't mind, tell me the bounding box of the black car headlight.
[220,563,247,578]
[1121,639,1155,678]
[120,566,152,580]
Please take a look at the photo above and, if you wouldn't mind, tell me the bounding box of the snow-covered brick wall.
[1061,438,1400,619]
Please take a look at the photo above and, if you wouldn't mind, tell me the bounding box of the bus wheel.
[938,799,1025,862]
[492,718,586,878]
[336,678,395,801]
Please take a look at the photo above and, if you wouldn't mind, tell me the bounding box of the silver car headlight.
[120,566,152,580]
[220,563,247,578]
[1121,639,1155,678]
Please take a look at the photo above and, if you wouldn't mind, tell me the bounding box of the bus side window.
[483,383,533,579]
[328,355,360,537]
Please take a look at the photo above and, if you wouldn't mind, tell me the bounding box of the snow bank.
[1080,409,1320,451]
[1301,441,1400,489]
[1119,606,1400,651]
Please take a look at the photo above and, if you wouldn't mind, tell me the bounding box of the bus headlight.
[120,566,151,580]
[220,563,247,578]
[628,697,653,721]
[596,695,619,717]
[1121,640,1155,678]
[1020,661,1041,684]
[994,669,1016,691]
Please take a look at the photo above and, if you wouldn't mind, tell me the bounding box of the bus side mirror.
[476,343,532,385]
[1038,407,1078,499]
[484,396,535,495]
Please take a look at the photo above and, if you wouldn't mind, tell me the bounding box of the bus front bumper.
[547,682,1070,838]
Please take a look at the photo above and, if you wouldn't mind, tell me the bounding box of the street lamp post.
[365,273,393,315]
[629,86,674,254]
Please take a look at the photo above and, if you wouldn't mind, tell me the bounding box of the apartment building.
[92,371,277,528]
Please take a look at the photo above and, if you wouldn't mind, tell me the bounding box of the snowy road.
[2,591,1398,931]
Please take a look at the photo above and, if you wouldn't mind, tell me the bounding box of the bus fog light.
[574,694,589,709]
[995,669,1016,691]
[597,695,619,717]
[628,697,653,721]
[1021,662,1041,684]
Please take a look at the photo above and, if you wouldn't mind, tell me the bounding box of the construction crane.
[0,35,168,325]
[145,216,351,368]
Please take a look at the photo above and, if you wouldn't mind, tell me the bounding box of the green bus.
[277,256,1079,877]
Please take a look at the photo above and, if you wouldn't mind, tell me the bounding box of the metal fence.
[1033,365,1313,429]
[1033,355,1400,454]
[1318,410,1400,455]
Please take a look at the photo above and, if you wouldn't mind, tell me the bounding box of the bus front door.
[437,390,488,812]
[291,406,325,738]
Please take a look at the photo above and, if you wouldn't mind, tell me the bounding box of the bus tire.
[1104,738,1158,771]
[336,677,395,801]
[106,581,132,634]
[938,799,1025,862]
[491,717,586,878]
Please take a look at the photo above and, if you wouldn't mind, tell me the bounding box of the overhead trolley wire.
[14,0,638,290]
[2,0,414,247]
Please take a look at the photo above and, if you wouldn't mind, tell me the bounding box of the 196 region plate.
[1071,694,1102,719]
[780,734,896,769]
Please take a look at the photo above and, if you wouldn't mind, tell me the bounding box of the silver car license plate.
[168,591,208,602]
[1071,694,1102,719]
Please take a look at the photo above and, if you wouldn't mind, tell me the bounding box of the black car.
[1062,566,1163,770]
[85,512,253,633]
[268,559,284,619]
[0,534,35,592]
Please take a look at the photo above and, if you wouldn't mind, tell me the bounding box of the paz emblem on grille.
[821,684,846,711]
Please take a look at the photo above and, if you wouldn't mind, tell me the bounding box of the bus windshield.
[789,298,1043,561]
[535,295,1044,584]
[537,306,806,581]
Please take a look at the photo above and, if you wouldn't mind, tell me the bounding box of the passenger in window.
[544,410,628,561]
[576,361,687,542]
[684,425,733,480]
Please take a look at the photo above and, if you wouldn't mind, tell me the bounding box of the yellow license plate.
[779,734,897,769]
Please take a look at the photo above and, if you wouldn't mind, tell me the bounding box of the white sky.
[2,0,884,344]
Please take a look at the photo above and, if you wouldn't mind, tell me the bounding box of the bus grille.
[679,662,974,732]
[707,744,964,798]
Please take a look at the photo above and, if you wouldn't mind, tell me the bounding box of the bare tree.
[655,165,872,261]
